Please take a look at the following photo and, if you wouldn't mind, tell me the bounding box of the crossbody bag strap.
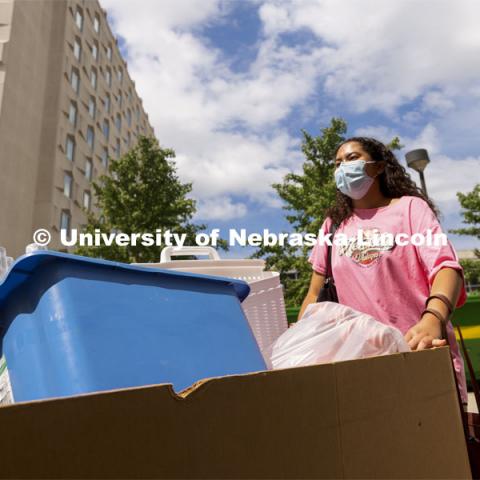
[438,316,470,437]
[425,293,479,407]
[326,222,337,278]
[423,291,480,411]
[426,296,472,436]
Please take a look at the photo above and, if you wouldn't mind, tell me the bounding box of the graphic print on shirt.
[338,227,395,267]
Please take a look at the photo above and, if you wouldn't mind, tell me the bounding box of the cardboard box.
[0,347,471,479]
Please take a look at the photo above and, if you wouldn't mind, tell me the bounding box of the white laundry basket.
[134,246,289,357]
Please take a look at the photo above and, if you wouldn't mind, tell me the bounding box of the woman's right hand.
[404,313,447,350]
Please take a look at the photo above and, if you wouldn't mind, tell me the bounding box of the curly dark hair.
[326,137,439,226]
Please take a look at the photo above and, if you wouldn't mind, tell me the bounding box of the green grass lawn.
[453,297,480,327]
[453,297,480,384]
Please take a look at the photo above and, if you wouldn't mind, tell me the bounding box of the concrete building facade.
[0,0,154,256]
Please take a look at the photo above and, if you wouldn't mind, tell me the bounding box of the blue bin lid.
[0,251,251,308]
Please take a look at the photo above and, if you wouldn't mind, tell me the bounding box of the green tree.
[76,136,205,263]
[252,118,346,307]
[460,259,480,286]
[253,118,401,307]
[450,184,480,258]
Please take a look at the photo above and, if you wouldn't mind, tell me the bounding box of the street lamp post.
[405,148,430,197]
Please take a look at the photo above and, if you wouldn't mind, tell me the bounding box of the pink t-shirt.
[309,195,468,401]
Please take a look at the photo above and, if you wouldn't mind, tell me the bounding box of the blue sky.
[103,0,480,257]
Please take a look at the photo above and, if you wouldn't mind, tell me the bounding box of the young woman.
[299,137,468,402]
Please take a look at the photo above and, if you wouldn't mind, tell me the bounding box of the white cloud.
[195,197,248,221]
[421,91,455,114]
[394,124,479,216]
[101,0,317,220]
[101,0,480,228]
[402,124,441,156]
[353,126,400,144]
[258,0,480,113]
[403,126,479,215]
[420,154,480,214]
[103,0,225,32]
[175,130,299,200]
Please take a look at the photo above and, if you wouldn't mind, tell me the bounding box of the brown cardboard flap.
[0,348,471,479]
[336,348,470,479]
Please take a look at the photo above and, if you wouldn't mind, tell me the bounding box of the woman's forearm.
[297,271,326,321]
[403,267,464,350]
[426,267,463,321]
[298,292,318,321]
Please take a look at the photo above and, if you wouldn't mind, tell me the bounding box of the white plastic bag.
[269,302,410,369]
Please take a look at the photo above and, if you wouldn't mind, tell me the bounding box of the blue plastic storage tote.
[0,251,266,402]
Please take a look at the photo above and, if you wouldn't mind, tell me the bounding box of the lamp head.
[405,148,430,173]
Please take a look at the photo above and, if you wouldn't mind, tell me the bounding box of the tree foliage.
[252,118,346,307]
[76,136,204,263]
[460,259,480,286]
[450,184,480,258]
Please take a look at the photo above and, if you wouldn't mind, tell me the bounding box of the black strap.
[440,319,470,438]
[437,306,479,442]
[326,222,337,278]
[422,295,475,416]
[456,324,480,413]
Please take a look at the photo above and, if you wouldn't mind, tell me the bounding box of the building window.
[101,147,108,168]
[88,96,96,119]
[91,40,98,61]
[126,131,131,147]
[90,68,97,90]
[68,101,77,126]
[85,158,93,180]
[106,44,112,60]
[102,119,110,140]
[104,93,111,113]
[118,91,122,108]
[93,14,100,33]
[115,113,121,132]
[105,67,111,87]
[73,38,82,61]
[117,68,123,84]
[74,8,83,31]
[65,135,75,161]
[116,138,120,158]
[136,105,140,120]
[126,108,131,127]
[63,172,73,198]
[83,191,91,211]
[70,67,79,94]
[86,126,95,150]
[60,210,71,234]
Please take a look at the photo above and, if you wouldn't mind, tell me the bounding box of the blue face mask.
[334,160,376,200]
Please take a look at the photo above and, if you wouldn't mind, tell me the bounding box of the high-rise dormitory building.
[0,0,155,256]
